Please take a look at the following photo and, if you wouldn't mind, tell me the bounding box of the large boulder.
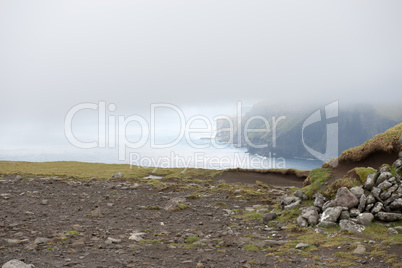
[334,187,359,209]
[339,220,365,234]
[376,212,402,222]
[356,213,374,226]
[320,206,343,223]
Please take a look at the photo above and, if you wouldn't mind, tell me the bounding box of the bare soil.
[0,174,399,268]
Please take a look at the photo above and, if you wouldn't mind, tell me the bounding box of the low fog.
[1,1,402,153]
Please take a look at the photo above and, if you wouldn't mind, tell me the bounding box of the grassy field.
[0,161,221,180]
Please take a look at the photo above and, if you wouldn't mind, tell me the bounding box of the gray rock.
[380,190,393,201]
[301,208,320,226]
[320,206,343,223]
[376,212,402,222]
[284,199,301,210]
[322,200,336,211]
[349,208,360,217]
[295,243,309,249]
[296,216,308,228]
[358,194,367,212]
[394,226,402,233]
[34,237,49,245]
[399,151,402,158]
[376,172,392,185]
[334,187,359,209]
[111,172,124,179]
[379,166,391,173]
[2,260,34,268]
[313,193,325,209]
[365,203,374,212]
[356,213,374,226]
[377,181,393,191]
[350,186,364,199]
[371,202,384,213]
[399,134,402,144]
[294,190,308,200]
[105,237,121,244]
[164,197,186,211]
[371,187,382,201]
[366,194,376,204]
[281,196,300,206]
[393,159,402,169]
[339,220,365,234]
[317,221,337,227]
[315,227,328,235]
[262,212,277,225]
[339,211,350,220]
[388,228,398,235]
[264,240,288,247]
[389,198,402,211]
[365,173,378,190]
[353,242,366,255]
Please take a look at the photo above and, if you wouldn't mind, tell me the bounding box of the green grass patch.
[354,167,376,183]
[138,239,163,245]
[302,168,332,198]
[243,244,260,251]
[186,237,199,244]
[65,230,79,236]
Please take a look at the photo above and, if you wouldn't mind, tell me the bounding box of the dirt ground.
[0,174,400,268]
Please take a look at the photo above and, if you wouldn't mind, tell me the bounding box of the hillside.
[217,102,401,162]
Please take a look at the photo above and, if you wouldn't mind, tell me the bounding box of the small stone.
[314,193,325,209]
[353,242,366,255]
[111,172,124,179]
[365,173,378,190]
[394,226,402,233]
[371,202,384,214]
[358,194,367,212]
[296,216,308,228]
[349,208,360,218]
[295,243,309,249]
[350,186,364,199]
[339,220,365,234]
[34,237,49,245]
[262,212,277,225]
[387,228,398,235]
[294,190,308,200]
[339,211,350,220]
[40,200,48,205]
[67,248,76,254]
[1,260,34,268]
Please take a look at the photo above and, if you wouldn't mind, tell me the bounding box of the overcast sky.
[1,0,402,131]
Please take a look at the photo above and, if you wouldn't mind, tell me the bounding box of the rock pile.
[297,156,402,233]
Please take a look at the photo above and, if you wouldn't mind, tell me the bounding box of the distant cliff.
[216,102,402,161]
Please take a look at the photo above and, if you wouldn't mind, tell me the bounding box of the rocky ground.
[1,174,401,268]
